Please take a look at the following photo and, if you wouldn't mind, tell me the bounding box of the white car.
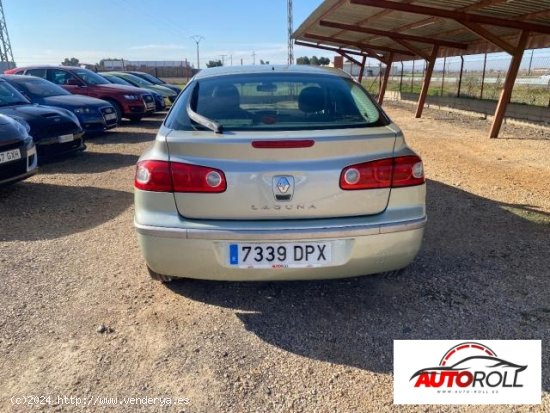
[134,65,426,282]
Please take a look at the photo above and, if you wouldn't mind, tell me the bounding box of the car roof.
[12,65,90,72]
[193,65,351,80]
[0,74,44,81]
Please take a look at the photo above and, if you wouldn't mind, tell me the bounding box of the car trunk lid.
[166,126,397,220]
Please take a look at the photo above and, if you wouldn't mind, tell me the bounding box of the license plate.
[0,148,21,165]
[58,134,74,143]
[146,102,155,110]
[229,242,332,269]
[104,113,117,121]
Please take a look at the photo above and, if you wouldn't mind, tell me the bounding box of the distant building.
[98,59,194,78]
[333,55,397,78]
[102,60,191,70]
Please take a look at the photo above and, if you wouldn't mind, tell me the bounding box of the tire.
[128,115,143,122]
[105,99,123,123]
[147,266,172,283]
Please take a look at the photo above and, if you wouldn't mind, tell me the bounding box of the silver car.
[134,65,426,282]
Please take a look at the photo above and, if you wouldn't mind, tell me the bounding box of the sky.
[3,0,330,67]
[3,0,550,72]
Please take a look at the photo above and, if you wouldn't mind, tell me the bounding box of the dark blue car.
[0,114,37,185]
[0,78,84,159]
[1,75,118,134]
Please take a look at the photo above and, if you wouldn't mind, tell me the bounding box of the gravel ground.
[0,107,548,413]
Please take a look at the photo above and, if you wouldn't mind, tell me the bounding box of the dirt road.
[1,106,548,412]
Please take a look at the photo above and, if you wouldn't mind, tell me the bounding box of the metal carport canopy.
[293,0,550,138]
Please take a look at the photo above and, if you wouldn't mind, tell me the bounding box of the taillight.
[135,160,172,192]
[391,156,424,188]
[134,160,226,193]
[340,155,424,190]
[171,162,226,193]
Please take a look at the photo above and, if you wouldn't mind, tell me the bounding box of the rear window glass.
[165,73,387,131]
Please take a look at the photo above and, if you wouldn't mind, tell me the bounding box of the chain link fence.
[361,50,550,108]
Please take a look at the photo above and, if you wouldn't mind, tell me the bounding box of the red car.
[5,66,156,121]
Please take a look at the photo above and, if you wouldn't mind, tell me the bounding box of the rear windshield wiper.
[187,83,223,134]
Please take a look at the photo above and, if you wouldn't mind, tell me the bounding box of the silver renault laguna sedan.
[134,65,426,282]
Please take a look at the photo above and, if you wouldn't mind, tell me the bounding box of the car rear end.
[134,67,426,281]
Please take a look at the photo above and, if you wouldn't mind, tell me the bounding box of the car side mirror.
[67,78,84,86]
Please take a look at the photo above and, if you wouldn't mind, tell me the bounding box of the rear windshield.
[165,73,388,131]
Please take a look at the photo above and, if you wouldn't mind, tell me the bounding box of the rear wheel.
[147,266,172,283]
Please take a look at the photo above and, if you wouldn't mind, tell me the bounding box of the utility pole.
[229,55,233,66]
[190,35,204,69]
[251,50,256,65]
[0,0,15,69]
[219,54,227,66]
[287,0,294,65]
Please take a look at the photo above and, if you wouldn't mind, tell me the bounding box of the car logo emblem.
[273,176,294,201]
[277,177,290,193]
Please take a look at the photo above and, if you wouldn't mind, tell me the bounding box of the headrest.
[212,84,240,107]
[298,86,324,113]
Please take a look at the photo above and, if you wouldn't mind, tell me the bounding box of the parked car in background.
[103,72,177,107]
[5,66,156,122]
[99,73,166,112]
[134,65,426,282]
[0,78,84,159]
[127,71,182,95]
[2,75,118,134]
[0,114,37,185]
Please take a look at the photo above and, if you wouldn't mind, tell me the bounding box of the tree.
[61,57,80,66]
[206,60,223,68]
[296,56,330,66]
[259,59,270,65]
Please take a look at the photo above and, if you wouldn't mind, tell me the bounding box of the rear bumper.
[135,216,426,281]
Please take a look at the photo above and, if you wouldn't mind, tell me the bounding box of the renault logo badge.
[277,177,290,193]
[273,176,294,201]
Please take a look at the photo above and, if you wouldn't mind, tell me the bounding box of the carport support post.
[358,54,367,83]
[489,30,529,139]
[457,56,464,98]
[399,61,404,92]
[378,53,393,105]
[415,45,438,118]
[480,53,487,99]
